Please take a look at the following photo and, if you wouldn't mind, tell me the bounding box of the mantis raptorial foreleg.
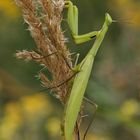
[65,1,98,44]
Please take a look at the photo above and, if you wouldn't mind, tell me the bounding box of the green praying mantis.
[63,1,113,140]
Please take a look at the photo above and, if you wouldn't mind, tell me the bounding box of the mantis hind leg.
[65,1,98,44]
[82,97,98,140]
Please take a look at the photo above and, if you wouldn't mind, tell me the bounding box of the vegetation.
[0,0,140,140]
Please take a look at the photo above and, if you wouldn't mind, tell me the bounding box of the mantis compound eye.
[105,13,113,26]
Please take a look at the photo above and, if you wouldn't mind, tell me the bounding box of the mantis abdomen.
[64,54,95,140]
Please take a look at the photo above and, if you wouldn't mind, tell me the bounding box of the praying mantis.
[63,1,113,140]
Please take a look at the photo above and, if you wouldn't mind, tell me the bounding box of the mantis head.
[105,13,113,26]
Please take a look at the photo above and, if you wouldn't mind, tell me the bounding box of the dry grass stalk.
[15,0,74,104]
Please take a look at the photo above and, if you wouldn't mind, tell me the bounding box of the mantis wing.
[64,54,95,140]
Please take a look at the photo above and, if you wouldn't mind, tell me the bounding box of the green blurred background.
[0,0,140,140]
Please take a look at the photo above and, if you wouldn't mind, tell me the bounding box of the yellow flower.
[110,0,140,28]
[120,99,139,118]
[0,102,22,140]
[45,117,60,137]
[21,93,53,117]
[0,0,20,19]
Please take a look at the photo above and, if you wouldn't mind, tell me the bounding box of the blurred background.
[0,0,140,140]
